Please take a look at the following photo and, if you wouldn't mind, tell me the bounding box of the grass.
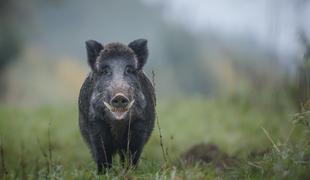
[0,97,309,179]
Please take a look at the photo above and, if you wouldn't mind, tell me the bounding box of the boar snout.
[103,92,135,120]
[110,93,129,108]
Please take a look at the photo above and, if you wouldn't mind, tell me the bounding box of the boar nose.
[110,94,129,108]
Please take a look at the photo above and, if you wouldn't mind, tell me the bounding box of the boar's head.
[86,39,148,121]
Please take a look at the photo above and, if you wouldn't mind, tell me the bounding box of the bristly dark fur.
[85,40,103,71]
[129,39,148,70]
[78,39,155,174]
[99,43,135,61]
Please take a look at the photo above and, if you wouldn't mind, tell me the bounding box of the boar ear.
[128,39,148,70]
[85,40,103,71]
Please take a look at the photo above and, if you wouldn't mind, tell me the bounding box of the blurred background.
[1,0,310,178]
[1,0,309,105]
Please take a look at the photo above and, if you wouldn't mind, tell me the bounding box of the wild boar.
[78,39,156,173]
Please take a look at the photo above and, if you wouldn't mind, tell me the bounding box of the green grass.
[0,97,309,179]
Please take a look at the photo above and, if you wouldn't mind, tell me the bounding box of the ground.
[0,97,309,179]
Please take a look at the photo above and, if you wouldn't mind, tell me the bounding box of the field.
[0,97,310,179]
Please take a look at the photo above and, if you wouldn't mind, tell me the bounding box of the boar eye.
[125,66,135,75]
[102,66,111,75]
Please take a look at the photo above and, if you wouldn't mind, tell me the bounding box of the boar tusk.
[103,101,113,111]
[127,100,135,109]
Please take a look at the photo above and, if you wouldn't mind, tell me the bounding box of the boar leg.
[127,121,148,167]
[89,120,112,174]
[118,150,127,168]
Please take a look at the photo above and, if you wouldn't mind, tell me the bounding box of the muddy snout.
[110,94,129,108]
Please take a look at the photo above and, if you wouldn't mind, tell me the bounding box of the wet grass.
[0,97,309,179]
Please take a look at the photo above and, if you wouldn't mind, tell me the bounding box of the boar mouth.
[103,100,135,120]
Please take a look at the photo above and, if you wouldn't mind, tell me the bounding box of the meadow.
[0,96,309,179]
